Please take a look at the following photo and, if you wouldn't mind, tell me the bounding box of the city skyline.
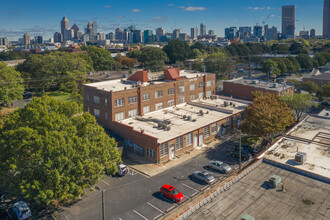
[0,0,325,40]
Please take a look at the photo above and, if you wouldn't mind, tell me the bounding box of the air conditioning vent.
[295,152,307,164]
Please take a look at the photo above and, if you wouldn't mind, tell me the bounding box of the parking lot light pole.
[239,130,242,170]
[102,190,105,220]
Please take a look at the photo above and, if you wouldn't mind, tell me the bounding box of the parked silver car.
[209,161,232,173]
[192,171,216,184]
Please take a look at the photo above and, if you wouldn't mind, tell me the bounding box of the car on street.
[160,184,184,203]
[192,171,216,184]
[209,161,232,173]
[116,164,128,176]
[10,201,32,220]
[231,148,252,161]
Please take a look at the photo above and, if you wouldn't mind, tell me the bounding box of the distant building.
[133,30,143,43]
[173,29,180,39]
[82,34,90,42]
[253,26,263,38]
[303,67,330,87]
[282,5,296,39]
[324,0,330,38]
[143,30,153,44]
[98,32,105,41]
[156,28,165,41]
[85,21,97,41]
[34,36,43,44]
[23,33,30,45]
[61,16,70,39]
[200,23,206,36]
[64,28,74,41]
[54,32,63,43]
[191,27,198,40]
[299,31,309,39]
[310,29,316,38]
[264,25,278,41]
[179,33,188,41]
[71,24,79,39]
[208,30,215,36]
[115,28,124,41]
[225,27,237,40]
[0,37,8,46]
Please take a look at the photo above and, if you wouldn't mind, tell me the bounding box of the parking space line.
[182,183,199,192]
[101,180,110,185]
[133,210,149,220]
[153,213,163,220]
[147,202,164,214]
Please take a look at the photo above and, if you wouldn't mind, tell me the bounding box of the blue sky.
[0,0,325,40]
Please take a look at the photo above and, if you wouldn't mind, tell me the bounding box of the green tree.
[0,63,24,105]
[280,93,317,122]
[300,81,320,94]
[282,58,296,73]
[163,39,192,64]
[127,50,142,60]
[139,47,169,70]
[289,42,308,54]
[262,60,281,76]
[273,58,287,74]
[82,46,115,71]
[203,52,231,75]
[0,96,121,207]
[296,54,313,69]
[321,83,330,97]
[287,56,300,71]
[240,92,294,144]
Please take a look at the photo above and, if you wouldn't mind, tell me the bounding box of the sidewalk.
[123,135,234,177]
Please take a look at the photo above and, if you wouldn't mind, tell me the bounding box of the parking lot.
[62,138,251,220]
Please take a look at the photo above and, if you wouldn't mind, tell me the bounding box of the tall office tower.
[53,32,63,43]
[191,27,198,40]
[179,33,188,41]
[173,29,180,39]
[61,16,70,38]
[156,28,165,41]
[225,27,237,40]
[123,29,129,41]
[310,29,316,38]
[264,25,278,41]
[115,28,124,41]
[64,28,74,41]
[34,36,43,44]
[324,0,330,38]
[208,30,215,36]
[71,24,79,39]
[85,21,97,41]
[133,30,143,43]
[98,32,105,41]
[200,23,206,36]
[92,21,97,36]
[23,33,30,45]
[282,5,296,39]
[253,26,263,38]
[128,25,136,32]
[143,30,153,44]
[77,31,83,40]
[239,26,252,39]
[0,37,8,46]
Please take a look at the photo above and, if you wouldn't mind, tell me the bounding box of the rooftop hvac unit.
[233,104,236,107]
[295,152,307,164]
[165,126,171,131]
[269,175,281,188]
[230,102,233,105]
[224,101,228,107]
[272,83,279,88]
[199,110,204,116]
[252,80,259,84]
[183,115,187,119]
[187,116,192,121]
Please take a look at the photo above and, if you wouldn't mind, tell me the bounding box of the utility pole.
[239,130,242,170]
[102,190,105,220]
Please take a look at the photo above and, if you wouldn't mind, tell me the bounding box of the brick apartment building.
[223,78,295,100]
[83,68,249,163]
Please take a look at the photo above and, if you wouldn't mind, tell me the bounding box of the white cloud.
[183,7,206,12]
[266,6,271,10]
[168,4,174,7]
[132,9,141,12]
[104,5,111,8]
[253,7,265,10]
[270,14,275,17]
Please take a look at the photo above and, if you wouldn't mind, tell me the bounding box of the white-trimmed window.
[206,80,212,87]
[128,109,138,117]
[186,132,192,146]
[114,98,125,107]
[190,95,196,101]
[105,112,108,120]
[93,96,100,104]
[155,102,163,110]
[143,93,150,101]
[115,112,125,121]
[94,109,100,118]
[155,90,163,98]
[176,136,183,151]
[199,92,204,99]
[143,106,150,114]
[86,94,90,101]
[179,86,185,93]
[206,90,212,97]
[179,96,186,104]
[160,142,168,157]
[205,125,210,137]
[168,99,175,107]
[146,148,155,158]
[212,123,217,134]
[199,82,204,88]
[190,84,195,90]
[105,98,108,106]
[168,88,175,95]
[128,96,138,104]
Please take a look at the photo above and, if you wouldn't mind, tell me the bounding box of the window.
[179,86,185,93]
[176,136,183,151]
[199,92,204,99]
[206,90,212,97]
[128,109,138,117]
[168,88,175,95]
[212,123,217,134]
[146,148,155,158]
[206,80,212,87]
[155,102,163,110]
[143,106,150,114]
[190,84,195,90]
[105,112,108,120]
[160,142,168,157]
[155,90,163,98]
[186,133,192,146]
[94,109,100,118]
[213,80,215,85]
[168,99,175,107]
[115,112,125,121]
[87,107,90,113]
[205,125,210,137]
[86,94,90,101]
[143,93,150,101]
[93,96,100,104]
[190,95,196,101]
[199,82,204,88]
[179,97,186,104]
[128,96,138,104]
[114,98,125,107]
[105,98,108,106]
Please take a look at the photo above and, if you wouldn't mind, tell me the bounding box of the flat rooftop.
[121,97,249,143]
[226,78,294,92]
[85,70,210,92]
[264,116,330,178]
[190,162,330,220]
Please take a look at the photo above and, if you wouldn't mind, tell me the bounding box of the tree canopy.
[163,39,192,64]
[139,47,169,70]
[240,92,294,143]
[81,46,115,71]
[0,96,121,207]
[262,60,281,76]
[0,62,24,104]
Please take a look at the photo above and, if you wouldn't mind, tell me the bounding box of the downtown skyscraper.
[282,5,296,39]
[324,0,330,38]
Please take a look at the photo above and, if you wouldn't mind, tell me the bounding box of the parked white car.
[209,161,232,173]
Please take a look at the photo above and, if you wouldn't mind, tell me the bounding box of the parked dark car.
[321,101,330,107]
[235,145,258,156]
[231,148,252,161]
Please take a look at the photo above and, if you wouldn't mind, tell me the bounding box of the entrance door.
[194,135,198,147]
[199,133,203,146]
[169,144,175,159]
[217,125,222,137]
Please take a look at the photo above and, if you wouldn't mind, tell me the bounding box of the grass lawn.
[45,91,75,102]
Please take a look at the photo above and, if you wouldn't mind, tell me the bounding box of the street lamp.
[234,129,242,170]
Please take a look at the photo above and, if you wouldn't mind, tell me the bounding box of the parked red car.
[160,184,184,203]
